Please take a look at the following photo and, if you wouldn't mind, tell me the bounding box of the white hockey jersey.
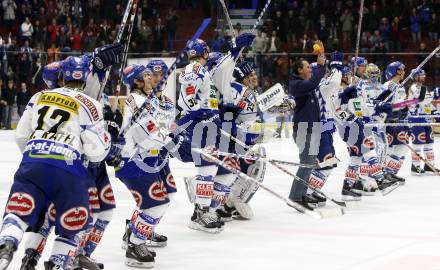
[178,61,219,115]
[15,87,111,177]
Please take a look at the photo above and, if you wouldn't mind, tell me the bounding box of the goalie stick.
[403,143,440,176]
[193,149,324,219]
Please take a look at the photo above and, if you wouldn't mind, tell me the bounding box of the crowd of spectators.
[0,0,183,128]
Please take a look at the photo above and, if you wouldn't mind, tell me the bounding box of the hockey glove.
[329,51,344,71]
[163,132,192,161]
[92,43,124,72]
[229,33,256,57]
[375,102,393,115]
[106,136,125,166]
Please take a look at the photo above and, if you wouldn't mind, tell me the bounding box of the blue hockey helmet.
[187,39,210,59]
[146,59,168,75]
[349,56,368,68]
[233,61,255,82]
[42,61,63,89]
[341,65,352,76]
[207,52,224,71]
[122,64,151,89]
[411,68,425,80]
[61,56,91,83]
[385,61,405,80]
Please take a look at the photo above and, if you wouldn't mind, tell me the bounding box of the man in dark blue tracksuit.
[288,42,327,209]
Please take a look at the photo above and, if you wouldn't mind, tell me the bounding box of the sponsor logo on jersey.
[148,181,167,201]
[386,160,401,170]
[126,95,139,114]
[238,101,247,109]
[48,203,56,223]
[166,174,176,189]
[24,139,80,160]
[196,183,213,197]
[29,131,77,146]
[185,85,196,95]
[38,93,79,114]
[88,187,100,210]
[345,169,358,180]
[397,131,408,143]
[60,207,88,231]
[130,190,142,207]
[309,176,325,189]
[212,194,226,205]
[6,192,35,216]
[386,133,393,145]
[100,184,116,206]
[417,132,426,143]
[87,227,103,244]
[75,94,99,121]
[146,121,157,133]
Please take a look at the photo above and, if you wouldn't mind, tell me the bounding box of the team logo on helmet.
[148,181,167,201]
[153,65,162,72]
[130,190,142,207]
[48,203,56,223]
[6,192,35,216]
[72,71,83,80]
[60,207,88,231]
[100,184,116,206]
[166,174,176,189]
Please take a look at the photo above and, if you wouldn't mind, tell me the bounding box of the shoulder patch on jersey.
[192,63,202,74]
[75,94,100,121]
[38,92,79,114]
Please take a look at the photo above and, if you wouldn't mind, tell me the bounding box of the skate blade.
[380,183,400,196]
[145,240,167,248]
[341,195,362,202]
[188,222,223,233]
[361,190,380,196]
[219,217,233,222]
[411,172,423,176]
[125,258,154,268]
[315,206,345,218]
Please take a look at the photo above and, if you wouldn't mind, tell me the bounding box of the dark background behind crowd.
[0,0,440,129]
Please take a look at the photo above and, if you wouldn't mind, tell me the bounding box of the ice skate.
[20,248,40,270]
[189,205,224,233]
[125,242,155,268]
[411,164,425,176]
[0,240,16,270]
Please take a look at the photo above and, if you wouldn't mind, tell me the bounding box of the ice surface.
[1,130,439,270]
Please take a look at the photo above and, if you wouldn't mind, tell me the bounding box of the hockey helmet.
[385,61,405,80]
[365,63,381,82]
[146,59,168,75]
[341,66,352,77]
[43,61,63,89]
[207,52,224,71]
[187,39,210,59]
[122,64,151,90]
[349,57,368,69]
[411,68,425,80]
[61,56,91,83]
[233,61,255,82]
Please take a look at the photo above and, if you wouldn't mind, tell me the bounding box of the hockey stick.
[97,0,136,99]
[403,143,440,176]
[353,0,365,73]
[365,122,440,127]
[218,0,235,36]
[193,149,323,219]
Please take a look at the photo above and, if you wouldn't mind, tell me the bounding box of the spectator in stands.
[299,1,312,32]
[33,19,47,50]
[316,14,330,45]
[65,17,74,37]
[71,0,84,27]
[138,20,152,52]
[2,0,17,32]
[390,16,402,52]
[379,17,391,51]
[267,30,281,53]
[17,82,30,116]
[57,28,70,52]
[252,29,268,54]
[84,18,98,37]
[1,79,15,129]
[286,9,301,43]
[20,40,33,62]
[427,12,439,41]
[372,40,388,71]
[0,35,11,78]
[70,28,83,54]
[47,43,60,65]
[99,19,112,44]
[410,7,422,43]
[417,42,431,74]
[340,8,354,50]
[83,30,97,53]
[166,7,178,51]
[18,53,32,83]
[273,10,287,42]
[20,16,34,42]
[153,17,166,52]
[47,18,60,47]
[0,80,4,128]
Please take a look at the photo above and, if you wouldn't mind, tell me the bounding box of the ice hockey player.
[407,69,436,175]
[0,56,111,270]
[376,61,408,184]
[19,44,123,270]
[176,39,225,233]
[121,59,175,248]
[116,64,185,267]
